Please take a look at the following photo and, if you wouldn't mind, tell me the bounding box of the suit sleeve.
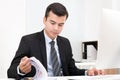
[66,39,86,75]
[7,36,36,79]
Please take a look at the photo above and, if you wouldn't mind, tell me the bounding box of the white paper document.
[30,57,48,80]
[87,45,97,61]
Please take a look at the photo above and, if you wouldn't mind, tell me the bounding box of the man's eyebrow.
[50,20,56,23]
[50,20,64,24]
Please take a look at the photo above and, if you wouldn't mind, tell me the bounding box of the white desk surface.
[2,75,120,80]
[48,75,120,80]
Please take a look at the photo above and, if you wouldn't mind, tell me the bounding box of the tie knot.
[50,41,55,46]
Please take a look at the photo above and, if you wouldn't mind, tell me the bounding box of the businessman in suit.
[7,2,105,79]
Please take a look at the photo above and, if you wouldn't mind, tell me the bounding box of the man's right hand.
[19,56,32,74]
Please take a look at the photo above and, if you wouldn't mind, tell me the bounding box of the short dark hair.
[45,2,68,19]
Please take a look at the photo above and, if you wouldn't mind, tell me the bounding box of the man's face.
[43,11,67,40]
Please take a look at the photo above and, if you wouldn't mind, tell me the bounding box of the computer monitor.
[96,8,120,69]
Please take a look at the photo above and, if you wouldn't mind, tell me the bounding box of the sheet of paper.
[87,45,97,61]
[30,57,48,80]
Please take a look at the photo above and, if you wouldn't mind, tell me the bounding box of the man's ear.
[43,17,47,24]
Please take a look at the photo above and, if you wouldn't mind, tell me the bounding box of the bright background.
[0,0,120,78]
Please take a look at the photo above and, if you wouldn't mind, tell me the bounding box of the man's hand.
[87,68,106,76]
[19,56,32,74]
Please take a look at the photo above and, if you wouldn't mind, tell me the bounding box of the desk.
[5,75,120,80]
[48,75,120,80]
[75,62,120,74]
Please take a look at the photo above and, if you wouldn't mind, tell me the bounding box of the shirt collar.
[44,30,57,44]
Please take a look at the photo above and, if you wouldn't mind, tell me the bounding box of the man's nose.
[54,25,59,30]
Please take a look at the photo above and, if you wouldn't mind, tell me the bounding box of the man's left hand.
[87,68,106,76]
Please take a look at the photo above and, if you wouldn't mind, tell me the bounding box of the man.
[7,2,105,79]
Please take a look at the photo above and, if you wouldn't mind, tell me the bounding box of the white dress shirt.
[44,30,62,76]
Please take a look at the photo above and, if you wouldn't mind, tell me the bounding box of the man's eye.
[58,24,64,27]
[51,23,55,25]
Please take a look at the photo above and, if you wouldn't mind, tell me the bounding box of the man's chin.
[52,35,57,38]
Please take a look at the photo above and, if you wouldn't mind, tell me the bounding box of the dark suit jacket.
[7,30,85,79]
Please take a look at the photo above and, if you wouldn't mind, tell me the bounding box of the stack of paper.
[30,57,48,80]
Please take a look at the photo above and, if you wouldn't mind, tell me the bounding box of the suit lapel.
[37,30,48,71]
[57,37,66,68]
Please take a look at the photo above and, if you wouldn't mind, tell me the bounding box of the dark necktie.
[50,41,62,76]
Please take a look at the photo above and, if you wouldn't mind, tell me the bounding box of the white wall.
[0,0,25,78]
[83,0,102,41]
[0,0,120,78]
[26,0,85,61]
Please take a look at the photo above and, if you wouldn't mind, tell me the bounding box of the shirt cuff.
[85,70,88,76]
[17,65,26,76]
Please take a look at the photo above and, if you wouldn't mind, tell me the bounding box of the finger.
[100,69,106,75]
[20,57,27,66]
[20,61,32,74]
[21,57,30,66]
[22,61,31,70]
[88,70,94,76]
[21,56,29,62]
[96,70,100,75]
[19,57,31,73]
[22,63,32,74]
[21,56,28,62]
[92,68,99,75]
